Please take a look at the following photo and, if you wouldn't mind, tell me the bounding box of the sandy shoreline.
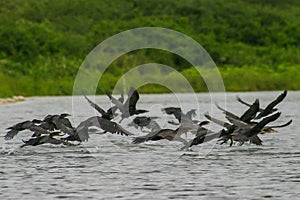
[0,96,25,105]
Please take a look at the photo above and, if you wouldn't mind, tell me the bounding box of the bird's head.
[60,113,71,118]
[198,121,210,126]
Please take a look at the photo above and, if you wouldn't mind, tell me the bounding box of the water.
[0,91,299,199]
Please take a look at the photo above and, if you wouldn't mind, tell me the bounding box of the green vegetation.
[0,0,300,97]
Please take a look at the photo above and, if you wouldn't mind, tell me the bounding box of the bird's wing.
[249,135,263,145]
[119,92,124,103]
[215,103,240,120]
[60,118,74,129]
[132,129,162,144]
[185,109,197,119]
[266,90,287,110]
[204,112,232,129]
[20,137,44,148]
[236,95,252,107]
[128,87,139,115]
[240,99,260,122]
[256,90,287,119]
[106,92,126,113]
[4,129,18,140]
[92,117,134,136]
[246,112,281,137]
[4,121,33,140]
[226,116,250,128]
[52,117,74,134]
[113,122,134,136]
[145,120,161,132]
[162,107,182,121]
[29,125,52,136]
[84,95,107,116]
[72,116,103,141]
[181,131,220,150]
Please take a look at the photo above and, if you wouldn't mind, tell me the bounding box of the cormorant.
[4,119,47,140]
[128,116,158,130]
[236,90,287,119]
[162,107,197,125]
[21,131,74,148]
[216,98,259,123]
[62,116,134,142]
[132,121,209,145]
[132,125,191,145]
[39,113,73,131]
[106,87,148,121]
[230,112,281,145]
[84,95,114,120]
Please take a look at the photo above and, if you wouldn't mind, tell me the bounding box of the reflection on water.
[0,91,299,199]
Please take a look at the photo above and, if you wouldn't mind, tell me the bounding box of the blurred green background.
[0,0,299,97]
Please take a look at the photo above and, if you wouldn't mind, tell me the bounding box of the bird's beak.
[270,128,278,133]
[58,132,66,136]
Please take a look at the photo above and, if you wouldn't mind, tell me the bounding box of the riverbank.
[1,65,299,97]
[0,96,25,105]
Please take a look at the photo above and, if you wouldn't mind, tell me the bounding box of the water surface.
[1,91,299,199]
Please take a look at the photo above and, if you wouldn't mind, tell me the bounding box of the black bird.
[106,87,148,121]
[128,116,158,130]
[181,121,216,148]
[21,131,74,148]
[84,95,114,120]
[236,91,287,119]
[204,112,259,146]
[106,92,124,116]
[205,111,292,146]
[132,125,191,145]
[162,107,197,125]
[5,119,46,140]
[211,99,260,145]
[236,96,265,113]
[39,113,73,131]
[63,116,134,142]
[181,129,221,150]
[133,121,209,145]
[216,98,260,123]
[231,112,282,145]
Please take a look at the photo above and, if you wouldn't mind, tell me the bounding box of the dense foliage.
[0,0,300,97]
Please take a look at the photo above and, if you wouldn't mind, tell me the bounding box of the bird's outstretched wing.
[185,109,197,120]
[256,90,287,119]
[236,95,252,107]
[106,92,125,113]
[128,87,139,115]
[204,112,232,129]
[84,95,106,116]
[215,103,240,120]
[246,112,281,137]
[29,125,53,137]
[80,116,133,136]
[5,121,35,140]
[162,107,182,122]
[226,116,250,128]
[4,129,19,140]
[249,135,263,145]
[240,99,260,122]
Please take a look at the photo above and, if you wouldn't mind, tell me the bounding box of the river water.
[0,91,299,199]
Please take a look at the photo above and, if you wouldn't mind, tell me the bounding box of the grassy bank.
[1,65,299,97]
